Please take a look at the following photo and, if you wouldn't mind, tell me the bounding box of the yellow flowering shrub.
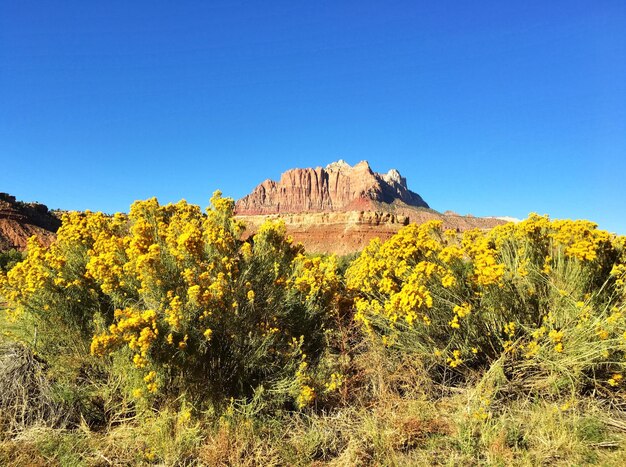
[346,214,626,393]
[1,192,342,407]
[0,211,118,351]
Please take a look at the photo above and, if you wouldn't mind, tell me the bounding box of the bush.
[0,212,116,356]
[0,192,342,409]
[346,215,626,399]
[2,208,626,464]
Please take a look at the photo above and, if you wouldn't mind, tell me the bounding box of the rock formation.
[238,210,507,256]
[235,160,428,215]
[0,193,61,251]
[234,161,509,254]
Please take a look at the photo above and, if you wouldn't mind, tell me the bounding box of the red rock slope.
[0,193,61,251]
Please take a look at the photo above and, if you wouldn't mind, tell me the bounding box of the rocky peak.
[382,169,407,188]
[234,160,428,215]
[325,159,351,172]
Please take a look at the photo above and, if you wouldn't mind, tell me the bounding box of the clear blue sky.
[1,1,625,233]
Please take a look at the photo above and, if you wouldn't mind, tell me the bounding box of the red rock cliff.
[0,193,61,251]
[234,160,429,215]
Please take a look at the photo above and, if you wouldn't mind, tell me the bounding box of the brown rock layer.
[0,193,61,251]
[238,210,507,255]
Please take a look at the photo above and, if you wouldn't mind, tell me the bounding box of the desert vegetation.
[1,193,626,465]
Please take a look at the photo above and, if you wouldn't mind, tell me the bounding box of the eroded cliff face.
[234,160,429,215]
[0,193,61,251]
[234,161,509,254]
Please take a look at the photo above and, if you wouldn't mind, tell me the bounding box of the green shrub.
[0,249,23,272]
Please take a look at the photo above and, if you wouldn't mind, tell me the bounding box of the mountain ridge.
[235,160,429,215]
[234,160,508,254]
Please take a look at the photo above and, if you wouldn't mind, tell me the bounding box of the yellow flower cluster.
[548,329,564,353]
[143,370,158,393]
[324,372,344,392]
[0,210,115,326]
[295,358,316,409]
[550,219,612,262]
[472,395,492,422]
[85,193,248,367]
[449,303,471,329]
[447,349,463,368]
[345,212,626,379]
[297,385,315,409]
[611,263,626,290]
[608,373,623,387]
[91,307,158,365]
[462,230,505,286]
[291,254,340,302]
[347,222,450,331]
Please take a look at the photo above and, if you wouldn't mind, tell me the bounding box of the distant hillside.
[0,193,61,252]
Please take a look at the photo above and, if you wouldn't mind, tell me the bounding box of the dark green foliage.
[0,249,23,272]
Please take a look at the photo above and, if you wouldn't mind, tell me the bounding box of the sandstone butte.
[0,193,61,252]
[234,160,508,255]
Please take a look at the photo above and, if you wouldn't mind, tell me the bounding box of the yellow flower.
[504,321,516,338]
[542,256,552,274]
[473,407,490,421]
[448,315,460,329]
[441,274,456,288]
[548,329,563,343]
[447,349,463,368]
[297,385,315,409]
[454,303,472,318]
[524,341,540,358]
[325,373,344,392]
[608,374,623,387]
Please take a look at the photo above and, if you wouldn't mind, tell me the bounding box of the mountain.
[235,160,428,215]
[0,193,61,252]
[235,161,508,255]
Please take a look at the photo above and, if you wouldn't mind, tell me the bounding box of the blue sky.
[1,1,625,233]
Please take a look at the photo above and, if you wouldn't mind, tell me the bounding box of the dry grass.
[0,386,625,465]
[0,343,68,436]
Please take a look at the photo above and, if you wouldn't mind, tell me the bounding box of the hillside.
[0,193,61,252]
